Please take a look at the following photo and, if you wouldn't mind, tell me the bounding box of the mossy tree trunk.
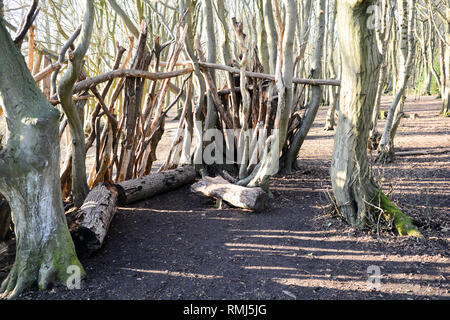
[331,0,421,238]
[0,18,84,299]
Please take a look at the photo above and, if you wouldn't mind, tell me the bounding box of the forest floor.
[1,95,449,300]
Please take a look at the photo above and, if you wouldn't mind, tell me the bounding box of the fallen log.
[395,148,450,157]
[191,176,268,211]
[68,166,196,255]
[69,183,119,256]
[117,165,197,205]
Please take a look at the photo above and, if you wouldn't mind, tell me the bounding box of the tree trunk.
[0,19,84,299]
[369,0,394,148]
[331,0,421,239]
[191,176,268,211]
[202,0,218,132]
[324,0,338,131]
[244,0,297,190]
[57,0,94,206]
[442,7,450,116]
[263,0,278,74]
[377,0,416,162]
[283,0,326,174]
[117,166,196,205]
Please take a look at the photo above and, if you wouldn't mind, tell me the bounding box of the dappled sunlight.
[220,225,450,298]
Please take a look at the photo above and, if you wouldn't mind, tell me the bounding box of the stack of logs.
[1,165,268,257]
[69,165,268,256]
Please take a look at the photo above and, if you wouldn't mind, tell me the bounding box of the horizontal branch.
[197,61,341,87]
[49,94,93,106]
[33,62,62,82]
[155,60,340,87]
[72,66,194,94]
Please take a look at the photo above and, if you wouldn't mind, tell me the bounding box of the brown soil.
[1,96,449,300]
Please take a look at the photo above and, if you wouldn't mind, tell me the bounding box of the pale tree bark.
[256,0,270,73]
[216,0,240,130]
[203,0,218,131]
[263,0,278,74]
[107,0,140,39]
[369,0,394,147]
[282,0,326,173]
[324,0,339,131]
[377,0,417,162]
[0,17,84,299]
[57,0,94,207]
[182,0,207,171]
[443,5,450,116]
[331,0,421,238]
[242,0,297,190]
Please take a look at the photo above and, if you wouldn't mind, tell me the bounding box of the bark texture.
[117,166,196,205]
[331,0,421,238]
[69,183,119,256]
[0,19,84,299]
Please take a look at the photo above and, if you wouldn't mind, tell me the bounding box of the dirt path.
[3,96,449,300]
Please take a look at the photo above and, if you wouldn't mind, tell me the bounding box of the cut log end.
[68,183,119,256]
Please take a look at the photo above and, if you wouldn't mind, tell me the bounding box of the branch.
[57,1,94,111]
[72,66,193,94]
[197,61,341,86]
[13,0,39,48]
[107,0,139,38]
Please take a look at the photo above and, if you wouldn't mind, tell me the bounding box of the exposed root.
[1,231,85,299]
[375,190,423,239]
[376,144,395,163]
[1,262,36,299]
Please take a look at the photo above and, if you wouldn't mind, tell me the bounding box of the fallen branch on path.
[395,148,450,156]
[191,176,268,211]
[117,165,197,205]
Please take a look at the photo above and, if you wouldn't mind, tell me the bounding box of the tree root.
[375,145,395,163]
[1,262,36,299]
[0,232,85,299]
[375,191,423,239]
